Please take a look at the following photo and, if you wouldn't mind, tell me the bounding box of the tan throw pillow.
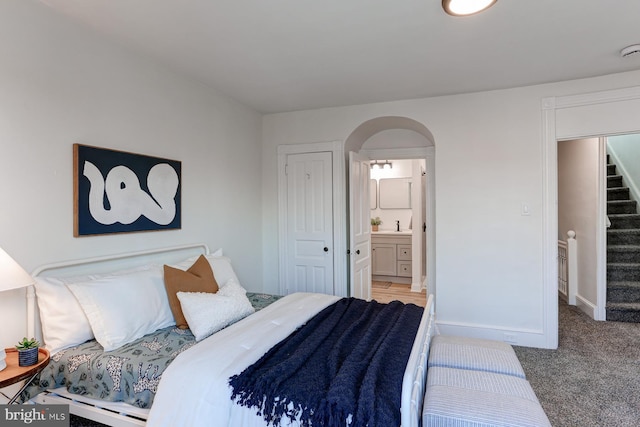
[164,255,219,329]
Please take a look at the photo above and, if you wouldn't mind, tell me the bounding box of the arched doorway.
[344,116,436,300]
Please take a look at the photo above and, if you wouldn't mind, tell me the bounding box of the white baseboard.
[411,281,422,292]
[435,321,549,349]
[575,294,598,320]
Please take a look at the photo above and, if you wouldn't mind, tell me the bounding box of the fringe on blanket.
[229,297,423,427]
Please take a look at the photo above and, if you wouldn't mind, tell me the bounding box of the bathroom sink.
[372,230,412,235]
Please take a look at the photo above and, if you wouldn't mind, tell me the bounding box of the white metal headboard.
[28,242,210,340]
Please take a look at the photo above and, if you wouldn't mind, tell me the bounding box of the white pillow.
[68,267,175,352]
[177,278,254,341]
[35,276,94,354]
[34,264,154,354]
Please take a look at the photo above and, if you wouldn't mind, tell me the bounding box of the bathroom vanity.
[371,231,412,284]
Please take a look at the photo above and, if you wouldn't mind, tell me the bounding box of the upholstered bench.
[428,335,526,378]
[423,336,551,427]
[422,367,551,427]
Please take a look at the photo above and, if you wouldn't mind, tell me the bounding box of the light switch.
[521,203,531,216]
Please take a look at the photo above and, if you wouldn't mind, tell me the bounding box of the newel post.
[567,230,577,306]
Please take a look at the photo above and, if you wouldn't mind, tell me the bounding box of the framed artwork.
[74,144,182,236]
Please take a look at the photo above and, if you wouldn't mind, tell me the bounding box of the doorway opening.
[344,117,435,302]
[369,159,427,292]
[557,133,640,323]
[369,158,427,306]
[542,86,640,349]
[557,137,605,320]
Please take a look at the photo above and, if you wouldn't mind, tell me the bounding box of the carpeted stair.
[606,155,640,322]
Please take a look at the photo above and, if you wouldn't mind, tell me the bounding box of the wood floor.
[371,282,427,307]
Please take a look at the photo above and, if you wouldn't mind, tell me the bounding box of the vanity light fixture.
[370,161,393,170]
[442,0,497,16]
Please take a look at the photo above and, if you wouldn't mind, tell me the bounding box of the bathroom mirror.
[379,178,411,209]
[370,179,377,209]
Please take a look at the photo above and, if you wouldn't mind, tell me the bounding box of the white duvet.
[147,292,340,427]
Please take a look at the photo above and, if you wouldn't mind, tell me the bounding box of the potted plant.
[15,337,40,367]
[371,217,382,232]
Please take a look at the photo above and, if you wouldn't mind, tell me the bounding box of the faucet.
[396,220,400,232]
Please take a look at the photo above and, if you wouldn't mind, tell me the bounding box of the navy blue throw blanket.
[229,298,423,427]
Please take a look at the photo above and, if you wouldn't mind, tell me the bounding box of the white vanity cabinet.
[371,233,412,283]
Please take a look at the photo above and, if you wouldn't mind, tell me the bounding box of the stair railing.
[558,230,577,305]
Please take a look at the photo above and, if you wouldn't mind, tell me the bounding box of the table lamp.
[0,246,35,371]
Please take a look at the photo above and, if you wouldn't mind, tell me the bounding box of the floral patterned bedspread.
[21,292,282,408]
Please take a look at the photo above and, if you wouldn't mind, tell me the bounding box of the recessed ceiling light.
[442,0,498,16]
[620,44,640,58]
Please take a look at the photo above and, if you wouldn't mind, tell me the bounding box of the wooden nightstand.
[0,348,50,404]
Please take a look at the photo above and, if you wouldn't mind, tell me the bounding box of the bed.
[23,243,435,427]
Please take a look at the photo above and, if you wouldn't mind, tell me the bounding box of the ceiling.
[40,0,640,114]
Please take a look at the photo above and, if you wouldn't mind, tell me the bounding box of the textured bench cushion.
[428,335,526,378]
[423,367,551,427]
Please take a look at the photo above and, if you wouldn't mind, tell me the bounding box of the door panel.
[286,152,334,295]
[349,151,371,300]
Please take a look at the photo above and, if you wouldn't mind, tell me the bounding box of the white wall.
[0,1,263,347]
[558,138,599,307]
[261,69,640,347]
[607,133,640,203]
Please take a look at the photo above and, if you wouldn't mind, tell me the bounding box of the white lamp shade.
[0,247,34,292]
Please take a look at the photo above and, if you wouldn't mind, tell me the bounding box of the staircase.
[606,155,640,322]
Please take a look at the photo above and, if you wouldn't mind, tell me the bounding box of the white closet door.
[285,151,334,295]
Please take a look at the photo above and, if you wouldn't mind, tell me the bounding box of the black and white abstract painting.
[74,144,181,236]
